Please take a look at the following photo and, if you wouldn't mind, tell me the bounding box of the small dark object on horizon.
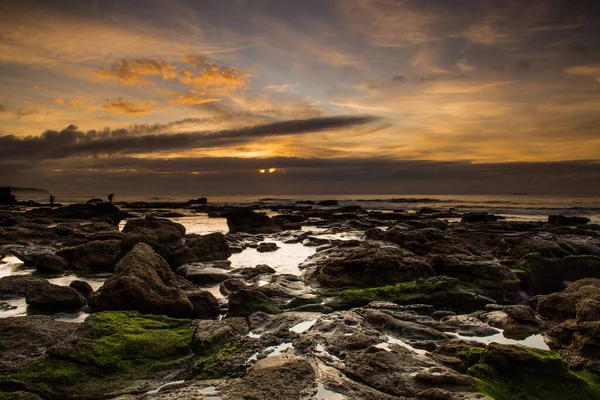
[108,193,114,203]
[49,195,55,205]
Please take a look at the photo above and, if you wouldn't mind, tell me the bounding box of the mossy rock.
[192,341,248,380]
[327,276,481,312]
[467,343,600,400]
[227,289,281,317]
[0,311,195,399]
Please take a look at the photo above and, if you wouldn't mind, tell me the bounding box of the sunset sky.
[1,0,599,195]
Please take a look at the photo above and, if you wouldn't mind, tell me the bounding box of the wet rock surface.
[1,200,600,399]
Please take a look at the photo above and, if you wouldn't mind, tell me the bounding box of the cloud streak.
[0,115,380,160]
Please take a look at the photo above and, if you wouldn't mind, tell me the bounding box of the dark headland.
[0,198,599,400]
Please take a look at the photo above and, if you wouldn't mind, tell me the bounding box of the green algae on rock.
[467,344,600,400]
[0,311,194,399]
[326,276,484,312]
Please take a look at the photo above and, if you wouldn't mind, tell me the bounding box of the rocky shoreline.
[0,199,599,399]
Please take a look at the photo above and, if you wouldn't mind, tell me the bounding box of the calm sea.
[30,193,600,224]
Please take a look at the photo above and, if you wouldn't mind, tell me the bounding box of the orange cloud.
[166,93,221,105]
[68,96,93,112]
[97,59,177,85]
[100,98,154,115]
[179,65,251,96]
[53,98,65,105]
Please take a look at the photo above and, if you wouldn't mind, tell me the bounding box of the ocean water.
[34,193,600,223]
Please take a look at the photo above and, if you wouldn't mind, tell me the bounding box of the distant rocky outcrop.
[22,202,128,225]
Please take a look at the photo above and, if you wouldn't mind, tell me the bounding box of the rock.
[519,254,600,294]
[120,215,186,265]
[0,311,195,398]
[86,198,104,204]
[549,215,591,226]
[470,343,598,400]
[7,246,67,273]
[231,264,276,279]
[177,264,234,285]
[576,298,600,322]
[537,278,600,321]
[256,242,279,253]
[460,213,498,223]
[88,243,194,318]
[431,254,521,303]
[493,235,579,260]
[0,302,17,311]
[22,202,127,225]
[170,245,197,267]
[220,279,247,296]
[317,200,339,206]
[0,315,79,371]
[189,197,208,205]
[302,241,435,288]
[432,311,456,320]
[225,208,282,234]
[187,290,220,319]
[227,289,281,317]
[329,276,487,313]
[361,309,450,341]
[502,305,537,323]
[69,280,94,299]
[192,318,248,352]
[58,239,121,271]
[25,283,86,312]
[0,275,49,299]
[224,355,316,399]
[186,232,231,261]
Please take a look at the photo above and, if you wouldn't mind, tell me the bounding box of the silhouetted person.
[108,193,114,203]
[49,195,55,205]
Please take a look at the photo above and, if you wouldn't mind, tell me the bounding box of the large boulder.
[22,203,127,226]
[225,208,282,234]
[0,276,49,299]
[301,241,434,288]
[6,246,67,273]
[25,283,86,312]
[57,239,121,271]
[186,232,231,262]
[88,243,194,318]
[120,216,186,265]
